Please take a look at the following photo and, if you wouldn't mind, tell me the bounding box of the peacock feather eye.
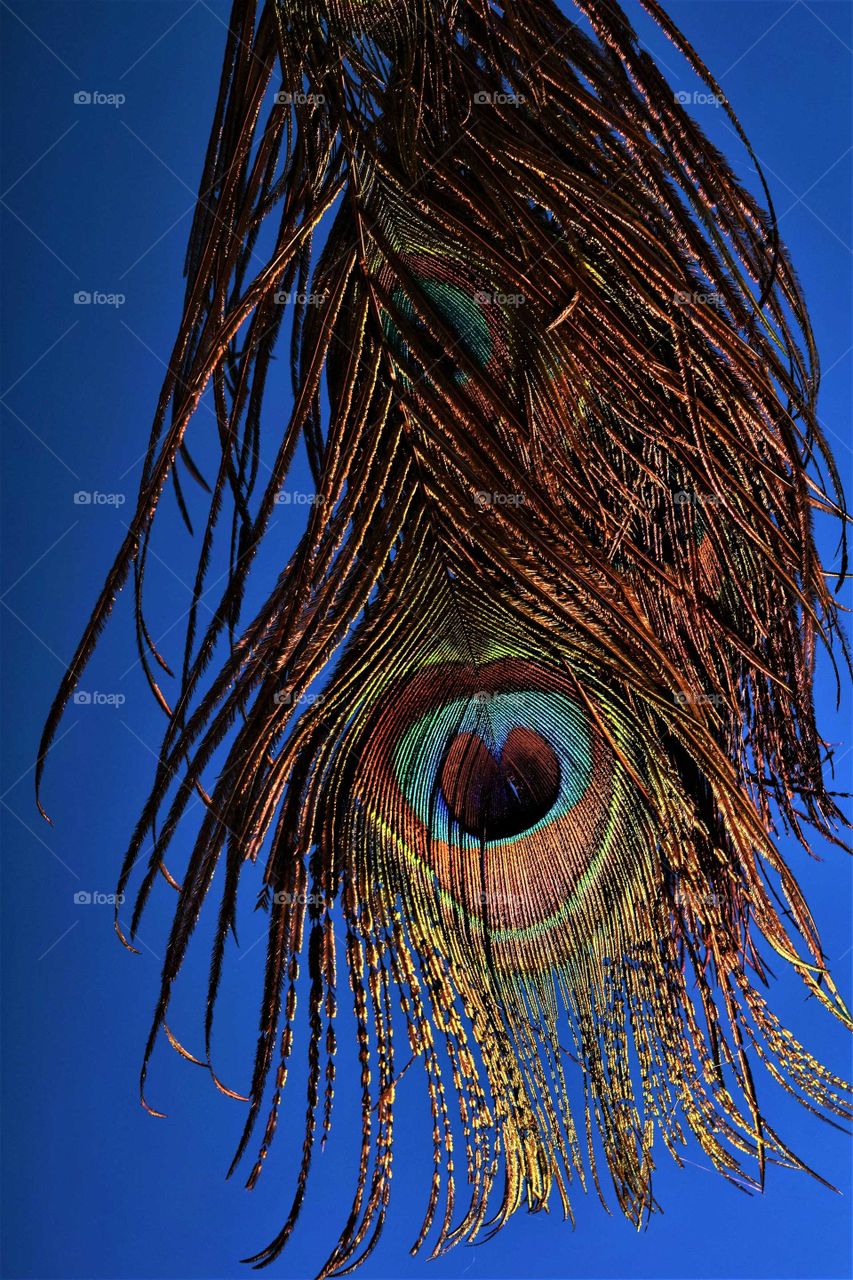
[345,656,654,975]
[392,684,590,845]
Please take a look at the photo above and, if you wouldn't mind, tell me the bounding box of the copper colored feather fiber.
[39,0,851,1274]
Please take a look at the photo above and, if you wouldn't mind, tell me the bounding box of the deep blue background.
[1,3,851,1278]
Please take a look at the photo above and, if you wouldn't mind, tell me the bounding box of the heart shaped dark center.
[439,727,561,841]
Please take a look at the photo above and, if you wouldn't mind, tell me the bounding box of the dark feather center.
[439,727,561,841]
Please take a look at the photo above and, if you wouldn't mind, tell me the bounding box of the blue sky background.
[1,3,851,1278]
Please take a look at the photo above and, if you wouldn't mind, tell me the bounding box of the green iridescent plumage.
[39,0,850,1274]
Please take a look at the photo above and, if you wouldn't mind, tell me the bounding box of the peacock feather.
[39,0,850,1273]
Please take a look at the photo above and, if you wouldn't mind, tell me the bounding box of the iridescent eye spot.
[383,279,492,382]
[420,279,492,371]
[393,689,592,847]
